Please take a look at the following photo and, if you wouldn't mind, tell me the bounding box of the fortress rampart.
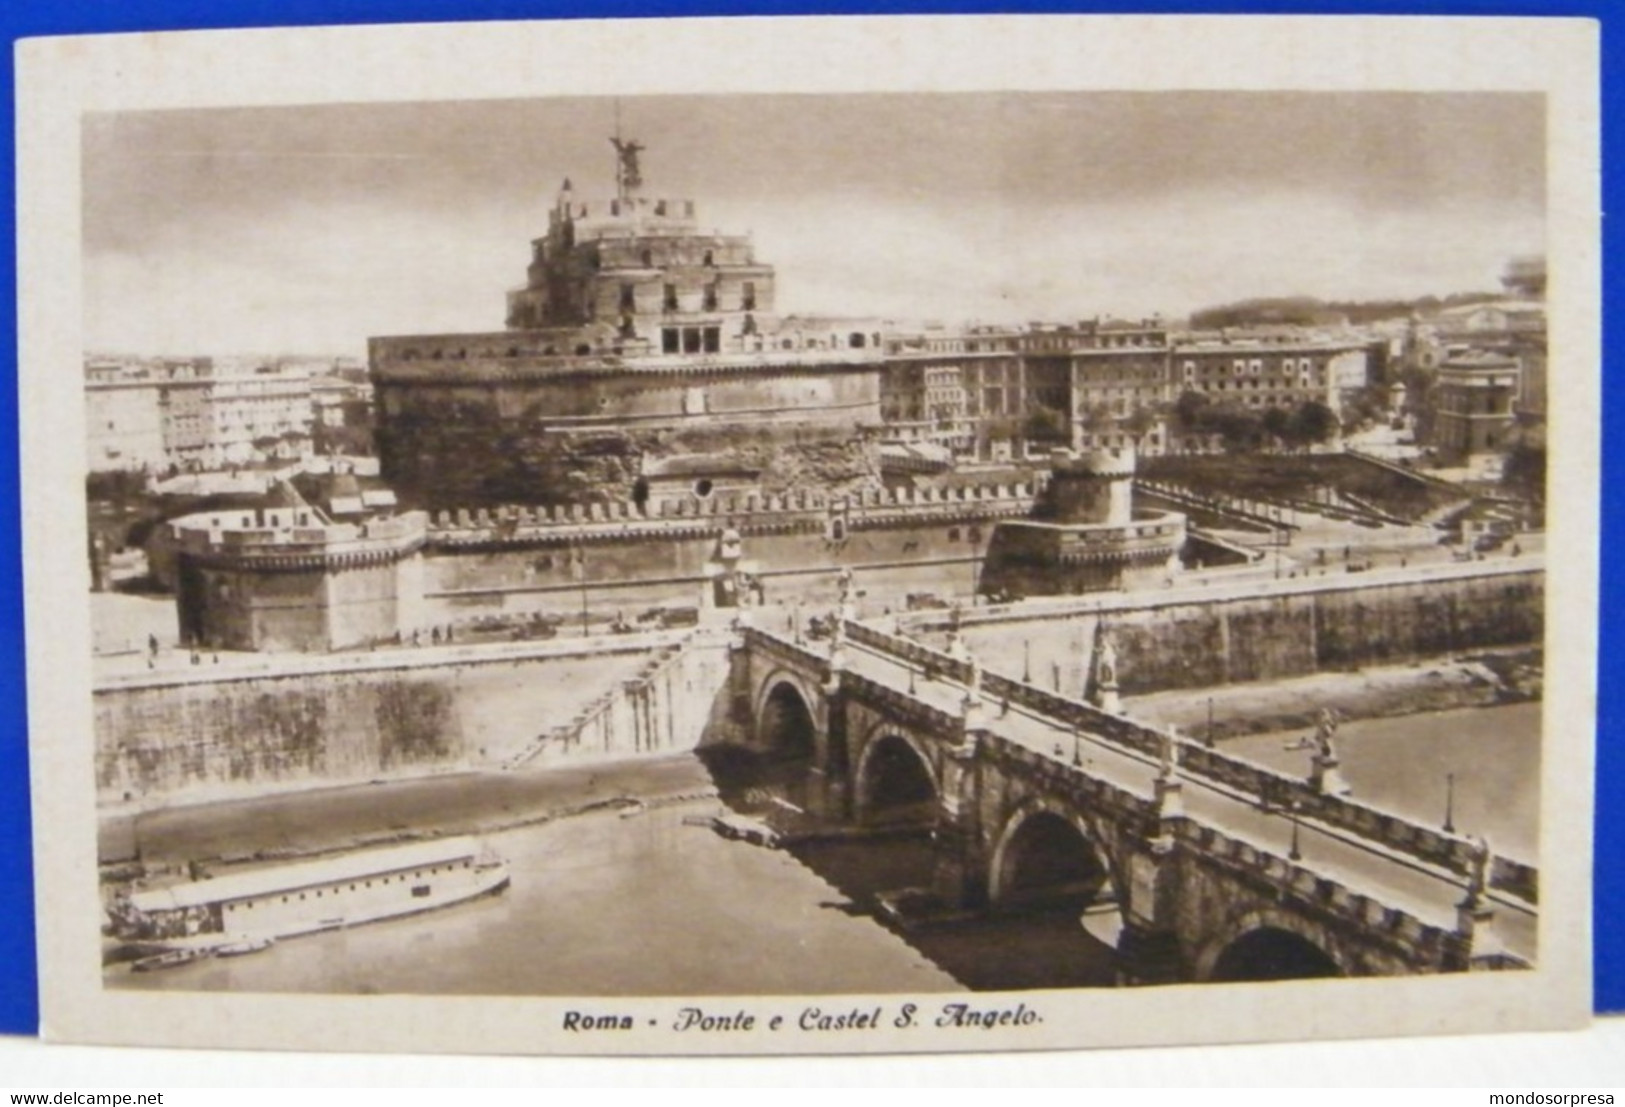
[421,476,1044,547]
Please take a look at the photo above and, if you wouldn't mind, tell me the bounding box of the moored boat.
[214,936,275,957]
[131,947,210,972]
[112,836,510,949]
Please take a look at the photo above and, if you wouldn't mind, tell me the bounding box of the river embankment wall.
[945,563,1543,698]
[93,631,733,806]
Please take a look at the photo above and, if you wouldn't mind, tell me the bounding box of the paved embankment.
[100,752,717,868]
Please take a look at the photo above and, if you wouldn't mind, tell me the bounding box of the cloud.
[82,93,1545,354]
[729,188,1542,326]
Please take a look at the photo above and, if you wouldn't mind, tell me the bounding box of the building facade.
[1431,353,1520,461]
[208,362,317,467]
[85,355,325,473]
[85,360,167,472]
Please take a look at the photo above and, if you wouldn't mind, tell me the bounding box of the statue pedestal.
[1457,900,1506,968]
[1153,775,1184,820]
[1311,754,1352,797]
[1096,681,1121,715]
[960,694,985,735]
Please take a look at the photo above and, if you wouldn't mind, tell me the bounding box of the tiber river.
[112,702,1540,997]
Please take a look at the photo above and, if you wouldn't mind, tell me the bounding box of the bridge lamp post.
[570,540,589,639]
[1287,801,1303,862]
[1023,638,1032,683]
[1443,772,1457,834]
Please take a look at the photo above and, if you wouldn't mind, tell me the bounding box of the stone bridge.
[727,615,1536,984]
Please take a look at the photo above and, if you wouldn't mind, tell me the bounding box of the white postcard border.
[17,13,1600,1056]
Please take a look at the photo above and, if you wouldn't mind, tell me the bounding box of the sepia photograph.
[17,15,1599,1056]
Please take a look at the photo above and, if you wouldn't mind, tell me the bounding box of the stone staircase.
[502,637,692,769]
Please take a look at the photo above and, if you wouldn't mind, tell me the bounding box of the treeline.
[1190,291,1503,330]
[1174,390,1338,451]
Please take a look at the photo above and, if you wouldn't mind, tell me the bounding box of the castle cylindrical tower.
[1037,446,1136,525]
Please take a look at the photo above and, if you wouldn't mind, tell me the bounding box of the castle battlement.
[559,196,699,230]
[421,478,1046,549]
[173,508,428,571]
[1050,446,1137,480]
[1005,510,1188,565]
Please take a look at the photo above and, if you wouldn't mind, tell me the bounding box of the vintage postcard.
[17,15,1599,1055]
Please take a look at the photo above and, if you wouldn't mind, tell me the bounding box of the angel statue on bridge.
[1314,706,1341,760]
[1095,630,1119,690]
[1464,834,1494,906]
[1158,725,1182,781]
[1284,707,1341,758]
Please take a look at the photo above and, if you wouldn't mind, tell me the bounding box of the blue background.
[0,0,1615,1038]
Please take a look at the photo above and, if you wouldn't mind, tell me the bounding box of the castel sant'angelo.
[370,137,888,509]
[167,137,1185,653]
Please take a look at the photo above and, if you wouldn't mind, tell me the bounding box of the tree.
[1174,389,1210,431]
[984,415,1024,443]
[1396,365,1438,441]
[1290,400,1339,445]
[1261,406,1291,444]
[1119,405,1158,437]
[1023,406,1070,444]
[1339,385,1387,433]
[1075,402,1114,431]
[1209,406,1263,452]
[1502,431,1546,502]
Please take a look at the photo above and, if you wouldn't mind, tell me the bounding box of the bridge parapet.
[1491,855,1539,904]
[740,625,832,677]
[845,621,973,685]
[842,617,1538,904]
[974,728,1492,974]
[977,729,1155,825]
[841,671,963,740]
[1174,821,1475,974]
[1206,754,1536,906]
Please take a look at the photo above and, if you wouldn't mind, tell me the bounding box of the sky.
[82,92,1546,358]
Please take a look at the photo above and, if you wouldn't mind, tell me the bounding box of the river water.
[111,702,1539,997]
[1225,701,1542,861]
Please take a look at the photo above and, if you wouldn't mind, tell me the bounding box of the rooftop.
[129,836,489,913]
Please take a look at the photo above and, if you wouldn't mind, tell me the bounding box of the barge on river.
[113,836,509,952]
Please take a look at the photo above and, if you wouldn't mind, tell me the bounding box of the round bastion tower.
[1038,446,1137,528]
[977,446,1187,598]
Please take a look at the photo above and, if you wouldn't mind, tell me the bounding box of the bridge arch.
[1195,909,1348,983]
[754,674,820,761]
[852,728,939,827]
[988,798,1117,911]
